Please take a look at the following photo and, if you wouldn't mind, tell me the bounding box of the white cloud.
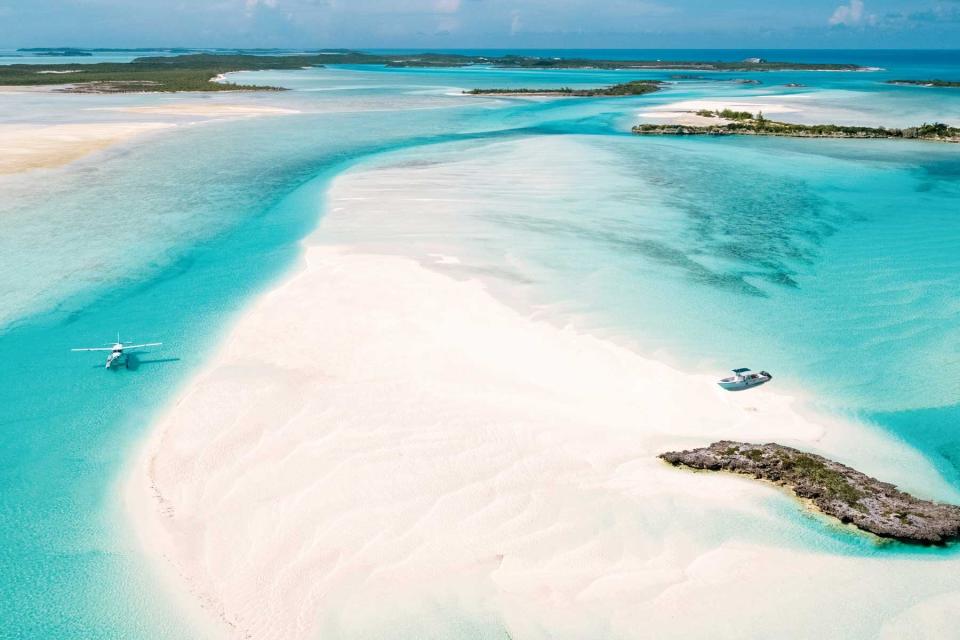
[434,0,460,13]
[245,0,278,11]
[509,9,521,35]
[828,0,876,26]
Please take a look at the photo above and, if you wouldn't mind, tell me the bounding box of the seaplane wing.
[71,347,115,352]
[124,342,162,350]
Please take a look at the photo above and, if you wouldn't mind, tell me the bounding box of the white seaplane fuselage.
[104,344,127,369]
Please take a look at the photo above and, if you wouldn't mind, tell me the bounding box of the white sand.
[130,233,960,638]
[0,103,299,176]
[0,122,174,175]
[91,104,301,117]
[637,93,878,126]
[0,84,65,94]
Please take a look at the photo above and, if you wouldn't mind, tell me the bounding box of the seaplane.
[717,367,772,391]
[72,334,162,369]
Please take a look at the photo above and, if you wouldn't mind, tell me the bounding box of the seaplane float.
[717,367,772,391]
[72,334,162,369]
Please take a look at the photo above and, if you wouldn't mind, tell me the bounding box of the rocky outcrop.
[660,441,960,544]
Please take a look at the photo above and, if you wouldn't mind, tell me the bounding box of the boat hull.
[717,374,771,391]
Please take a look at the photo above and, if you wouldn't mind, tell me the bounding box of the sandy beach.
[633,92,904,128]
[0,122,174,175]
[0,103,300,176]
[129,228,960,639]
[90,103,301,117]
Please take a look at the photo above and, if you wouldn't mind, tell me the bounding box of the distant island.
[660,441,960,544]
[886,79,960,88]
[373,52,865,72]
[17,47,187,52]
[634,110,960,143]
[465,80,662,97]
[0,53,322,92]
[16,47,305,54]
[25,48,94,57]
[0,50,871,93]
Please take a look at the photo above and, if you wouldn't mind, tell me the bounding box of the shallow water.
[1,50,959,637]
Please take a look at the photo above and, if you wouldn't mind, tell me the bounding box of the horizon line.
[7,46,960,52]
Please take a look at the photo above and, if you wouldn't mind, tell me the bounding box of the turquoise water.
[1,51,958,637]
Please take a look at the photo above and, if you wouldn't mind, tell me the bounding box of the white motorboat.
[717,367,772,391]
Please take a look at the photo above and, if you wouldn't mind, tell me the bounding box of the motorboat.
[717,367,772,391]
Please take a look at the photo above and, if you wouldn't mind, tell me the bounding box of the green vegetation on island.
[466,80,662,97]
[17,47,316,54]
[635,111,960,143]
[23,48,94,57]
[0,50,870,93]
[886,79,960,88]
[0,53,334,92]
[695,108,753,120]
[373,52,864,72]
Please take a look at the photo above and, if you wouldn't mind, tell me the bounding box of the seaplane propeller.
[71,333,162,369]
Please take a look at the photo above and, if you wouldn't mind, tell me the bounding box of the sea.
[0,49,958,638]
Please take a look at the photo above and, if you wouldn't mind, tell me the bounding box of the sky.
[1,0,958,49]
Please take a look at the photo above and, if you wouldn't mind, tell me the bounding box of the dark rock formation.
[660,441,960,544]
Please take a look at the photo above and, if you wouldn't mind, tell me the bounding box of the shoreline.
[634,123,960,143]
[464,80,662,98]
[0,104,300,176]
[0,52,868,96]
[127,226,960,638]
[123,432,235,640]
[635,97,959,141]
[0,122,175,175]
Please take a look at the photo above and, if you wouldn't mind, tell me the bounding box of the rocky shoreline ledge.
[660,441,960,544]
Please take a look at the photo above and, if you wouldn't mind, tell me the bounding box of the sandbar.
[128,234,960,638]
[0,122,174,175]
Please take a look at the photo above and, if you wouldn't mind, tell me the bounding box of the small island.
[634,110,960,143]
[466,80,662,97]
[886,79,960,88]
[26,48,94,57]
[660,441,960,544]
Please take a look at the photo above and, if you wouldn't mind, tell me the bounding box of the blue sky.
[1,0,958,49]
